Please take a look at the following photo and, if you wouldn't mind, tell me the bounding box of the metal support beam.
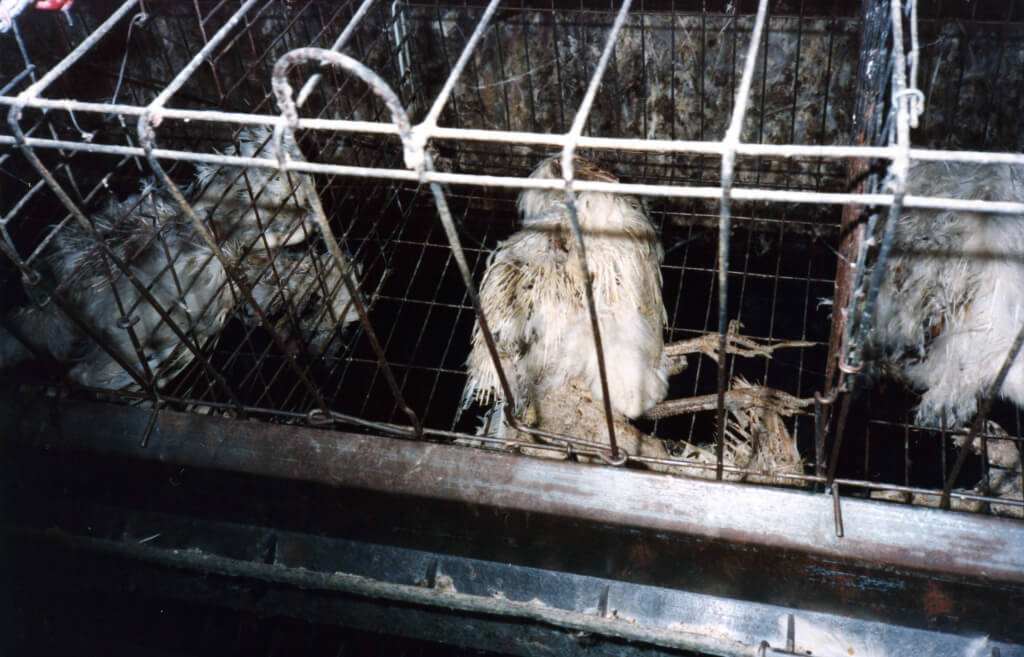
[5,391,1023,586]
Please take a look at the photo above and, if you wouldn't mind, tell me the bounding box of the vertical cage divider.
[714,0,771,479]
[558,0,635,462]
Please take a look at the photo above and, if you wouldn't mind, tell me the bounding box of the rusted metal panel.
[5,392,1024,587]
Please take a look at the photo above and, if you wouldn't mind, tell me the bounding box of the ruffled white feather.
[870,160,1024,427]
[464,155,668,423]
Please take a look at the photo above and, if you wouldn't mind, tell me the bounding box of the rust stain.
[922,581,956,618]
[719,555,747,584]
[834,573,855,605]
[627,541,656,570]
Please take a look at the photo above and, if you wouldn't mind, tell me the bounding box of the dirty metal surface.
[5,391,1023,584]
[4,501,1021,657]
[3,389,1024,650]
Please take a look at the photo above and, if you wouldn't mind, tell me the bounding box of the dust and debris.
[434,573,458,593]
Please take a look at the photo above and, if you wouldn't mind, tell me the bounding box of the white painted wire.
[2,1,1020,218]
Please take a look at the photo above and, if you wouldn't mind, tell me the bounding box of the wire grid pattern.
[0,0,1022,517]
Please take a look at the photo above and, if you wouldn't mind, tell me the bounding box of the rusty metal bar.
[846,0,915,375]
[820,0,894,493]
[824,0,890,395]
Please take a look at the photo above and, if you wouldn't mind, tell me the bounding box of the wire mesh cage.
[3,0,1021,513]
[1,0,1024,654]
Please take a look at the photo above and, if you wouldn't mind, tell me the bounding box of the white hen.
[463,155,669,441]
[869,160,1024,427]
[0,126,350,389]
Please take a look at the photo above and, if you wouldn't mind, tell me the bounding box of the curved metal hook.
[894,86,926,130]
[814,388,838,405]
[270,47,425,438]
[270,47,422,172]
[307,408,334,426]
[597,446,630,467]
[838,359,863,375]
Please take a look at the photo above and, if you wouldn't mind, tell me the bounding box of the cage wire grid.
[0,0,1023,519]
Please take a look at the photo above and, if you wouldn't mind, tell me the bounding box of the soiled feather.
[242,246,362,357]
[464,155,669,426]
[192,125,317,249]
[1,186,235,389]
[869,160,1024,427]
[0,127,346,389]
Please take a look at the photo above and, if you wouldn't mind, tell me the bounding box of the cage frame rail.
[4,390,1023,585]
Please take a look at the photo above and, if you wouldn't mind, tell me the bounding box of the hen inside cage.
[1,0,1023,517]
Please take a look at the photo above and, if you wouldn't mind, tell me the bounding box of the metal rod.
[559,0,635,460]
[10,0,139,103]
[845,0,915,373]
[8,95,1024,165]
[715,0,772,478]
[826,389,854,485]
[825,0,889,396]
[415,0,503,149]
[940,323,1024,509]
[294,0,376,109]
[144,0,259,116]
[831,482,845,537]
[5,131,1024,210]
